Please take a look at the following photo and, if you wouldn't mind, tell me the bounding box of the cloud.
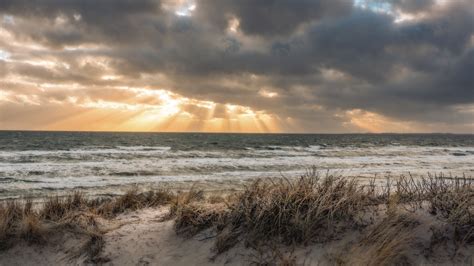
[0,0,164,48]
[0,0,473,132]
[195,0,352,36]
[391,0,435,13]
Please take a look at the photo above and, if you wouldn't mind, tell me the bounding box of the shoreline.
[2,171,472,202]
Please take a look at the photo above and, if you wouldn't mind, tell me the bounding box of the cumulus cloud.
[0,0,473,132]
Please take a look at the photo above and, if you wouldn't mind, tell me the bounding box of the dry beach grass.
[172,171,474,265]
[0,189,175,263]
[0,170,473,265]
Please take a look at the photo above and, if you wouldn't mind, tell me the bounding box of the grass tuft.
[346,213,420,266]
[173,170,371,252]
[224,171,368,245]
[0,188,175,260]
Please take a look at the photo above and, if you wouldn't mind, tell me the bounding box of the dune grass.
[0,189,175,262]
[173,171,373,251]
[344,213,420,266]
[171,171,473,265]
[218,171,369,247]
[0,171,472,265]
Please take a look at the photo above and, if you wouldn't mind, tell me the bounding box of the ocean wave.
[0,144,472,199]
[115,146,171,151]
[1,145,473,159]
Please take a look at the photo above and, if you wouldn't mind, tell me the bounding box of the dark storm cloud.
[391,0,435,13]
[0,0,163,47]
[306,10,396,82]
[0,0,159,16]
[0,0,473,132]
[306,5,474,103]
[195,0,352,36]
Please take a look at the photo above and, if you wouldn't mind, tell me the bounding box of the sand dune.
[1,206,473,266]
[1,174,473,265]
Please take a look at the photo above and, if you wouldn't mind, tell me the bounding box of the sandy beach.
[1,206,473,266]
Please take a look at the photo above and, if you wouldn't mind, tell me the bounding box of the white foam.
[0,145,472,198]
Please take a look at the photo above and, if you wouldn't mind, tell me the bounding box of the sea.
[0,131,473,200]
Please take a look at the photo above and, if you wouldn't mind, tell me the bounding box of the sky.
[0,0,473,133]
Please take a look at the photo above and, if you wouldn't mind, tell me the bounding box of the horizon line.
[0,129,472,135]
